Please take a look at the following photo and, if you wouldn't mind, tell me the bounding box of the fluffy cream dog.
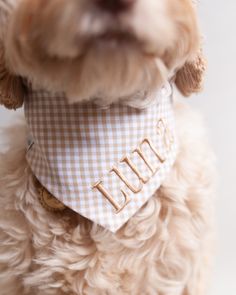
[0,0,215,294]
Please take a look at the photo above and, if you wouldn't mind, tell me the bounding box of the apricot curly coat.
[0,0,215,294]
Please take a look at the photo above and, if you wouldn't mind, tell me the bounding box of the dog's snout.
[95,0,135,14]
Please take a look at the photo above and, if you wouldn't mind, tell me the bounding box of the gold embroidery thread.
[92,119,175,213]
[92,181,131,213]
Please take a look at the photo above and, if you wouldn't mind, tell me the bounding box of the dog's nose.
[95,0,135,14]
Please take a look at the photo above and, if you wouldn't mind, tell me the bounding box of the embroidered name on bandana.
[25,83,178,232]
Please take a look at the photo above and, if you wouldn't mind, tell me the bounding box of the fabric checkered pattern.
[24,83,178,232]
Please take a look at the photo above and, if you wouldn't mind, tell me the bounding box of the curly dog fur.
[0,104,215,295]
[0,0,215,294]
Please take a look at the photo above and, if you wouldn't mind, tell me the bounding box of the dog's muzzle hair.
[0,0,201,107]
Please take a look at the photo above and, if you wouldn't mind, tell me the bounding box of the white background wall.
[0,1,235,294]
[191,1,236,294]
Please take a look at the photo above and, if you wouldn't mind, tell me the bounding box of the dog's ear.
[175,0,207,97]
[0,1,25,110]
[0,45,25,110]
[175,49,207,97]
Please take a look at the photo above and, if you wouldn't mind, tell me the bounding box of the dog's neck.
[91,89,160,110]
[27,77,168,110]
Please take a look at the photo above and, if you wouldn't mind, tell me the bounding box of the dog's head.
[0,0,202,107]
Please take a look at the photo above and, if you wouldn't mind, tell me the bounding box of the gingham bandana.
[24,83,178,232]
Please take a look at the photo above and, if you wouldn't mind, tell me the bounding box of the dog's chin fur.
[25,45,168,107]
[3,0,199,105]
[0,102,215,295]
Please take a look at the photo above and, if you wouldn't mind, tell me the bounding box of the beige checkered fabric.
[25,83,178,232]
